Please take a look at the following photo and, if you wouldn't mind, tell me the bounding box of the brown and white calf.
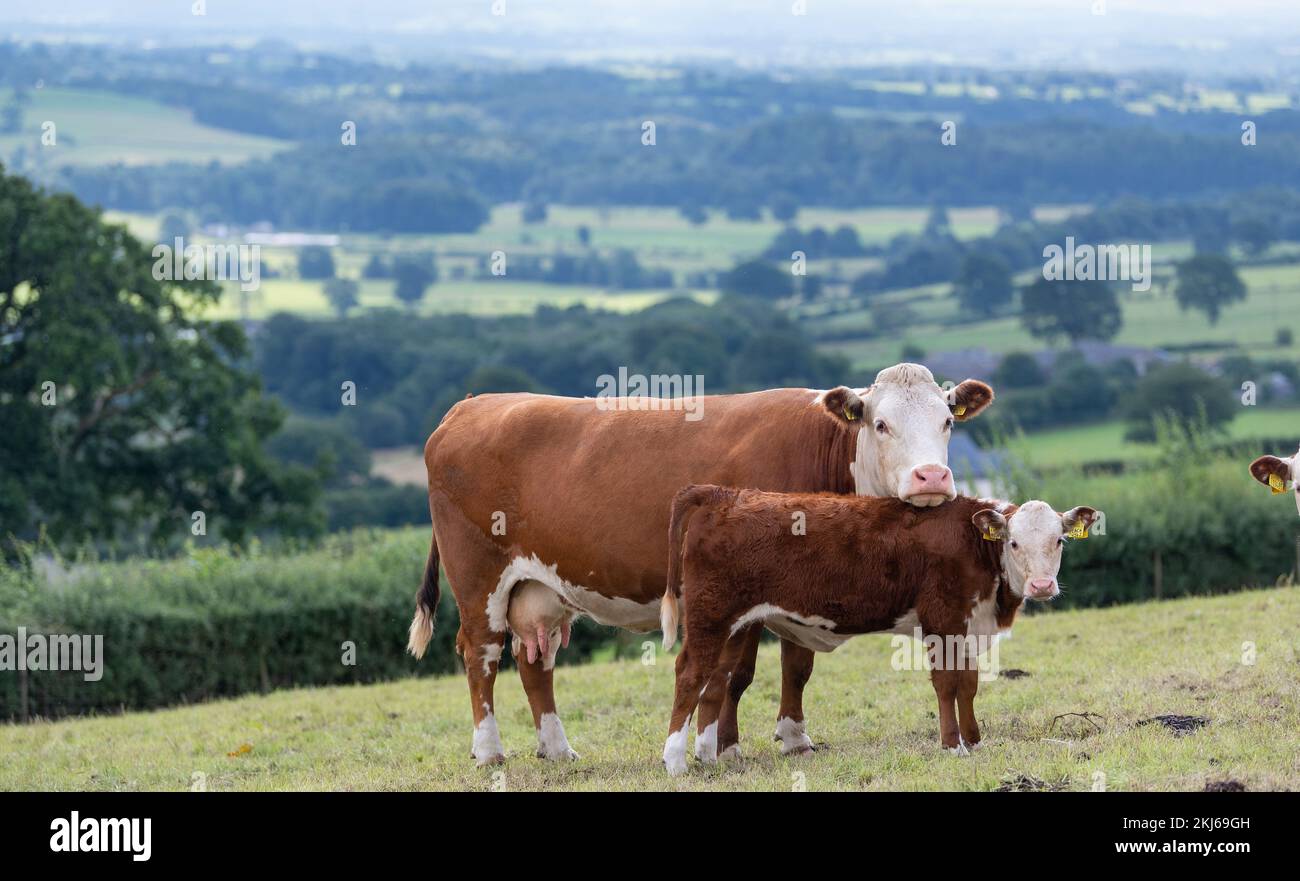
[1250,447,1300,514]
[407,363,994,765]
[659,487,1097,775]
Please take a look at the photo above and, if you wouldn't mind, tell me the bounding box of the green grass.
[1019,407,1300,468]
[0,87,289,167]
[208,277,706,319]
[820,258,1300,370]
[4,586,1298,791]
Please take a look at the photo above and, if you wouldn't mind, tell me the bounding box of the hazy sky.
[6,0,1300,73]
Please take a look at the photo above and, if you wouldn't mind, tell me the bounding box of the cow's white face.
[842,364,993,506]
[1250,448,1300,515]
[973,501,1098,601]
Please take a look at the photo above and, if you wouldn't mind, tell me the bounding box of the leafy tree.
[954,251,1013,317]
[770,195,799,223]
[576,225,591,247]
[1173,253,1246,325]
[298,245,335,280]
[362,254,390,279]
[158,212,190,243]
[522,201,548,224]
[1231,217,1275,257]
[994,352,1047,389]
[0,167,321,549]
[923,204,951,238]
[679,204,708,226]
[1020,278,1122,344]
[719,260,794,300]
[393,255,437,308]
[323,277,360,317]
[1120,361,1236,442]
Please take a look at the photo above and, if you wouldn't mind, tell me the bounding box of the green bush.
[0,530,609,721]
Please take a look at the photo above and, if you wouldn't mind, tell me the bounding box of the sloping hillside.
[3,586,1298,791]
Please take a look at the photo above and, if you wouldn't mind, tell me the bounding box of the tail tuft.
[407,537,441,659]
[660,594,680,651]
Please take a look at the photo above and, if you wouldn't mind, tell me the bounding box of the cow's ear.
[972,508,1007,542]
[1250,455,1292,493]
[946,379,994,421]
[821,386,865,424]
[1061,506,1099,539]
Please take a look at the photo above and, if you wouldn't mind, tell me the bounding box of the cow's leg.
[698,625,758,762]
[456,614,509,766]
[516,646,579,761]
[955,667,981,750]
[664,631,726,776]
[774,640,817,755]
[930,667,964,754]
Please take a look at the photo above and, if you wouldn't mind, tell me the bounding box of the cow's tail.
[407,533,441,659]
[660,484,729,651]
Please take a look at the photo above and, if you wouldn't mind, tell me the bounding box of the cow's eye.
[944,417,954,430]
[875,420,888,434]
[1009,540,1018,550]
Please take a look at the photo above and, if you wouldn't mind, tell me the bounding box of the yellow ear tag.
[954,404,967,417]
[1269,473,1286,495]
[1066,521,1089,540]
[843,408,856,421]
[982,525,1003,541]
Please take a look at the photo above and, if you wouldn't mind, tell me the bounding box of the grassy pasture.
[3,585,1297,791]
[0,87,288,167]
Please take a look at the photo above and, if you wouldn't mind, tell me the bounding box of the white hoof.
[694,721,719,764]
[663,726,690,777]
[472,711,505,766]
[536,713,578,761]
[948,740,972,757]
[775,717,815,755]
[718,743,742,762]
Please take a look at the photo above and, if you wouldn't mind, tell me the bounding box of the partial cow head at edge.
[1250,450,1300,515]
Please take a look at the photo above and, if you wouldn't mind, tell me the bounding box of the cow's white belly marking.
[732,603,852,653]
[488,554,660,632]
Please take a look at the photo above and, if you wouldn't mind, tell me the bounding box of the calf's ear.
[1061,506,1099,539]
[821,386,865,424]
[972,508,1007,542]
[946,379,994,421]
[1249,455,1292,493]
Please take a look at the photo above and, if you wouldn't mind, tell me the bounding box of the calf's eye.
[1009,540,1018,550]
[875,420,888,434]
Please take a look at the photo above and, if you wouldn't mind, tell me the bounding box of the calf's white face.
[973,500,1098,600]
[1249,448,1300,516]
[846,364,993,507]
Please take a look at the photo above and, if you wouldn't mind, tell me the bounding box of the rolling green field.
[0,87,288,167]
[1018,407,1300,468]
[3,586,1297,791]
[820,260,1300,370]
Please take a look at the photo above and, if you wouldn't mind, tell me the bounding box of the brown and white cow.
[659,487,1097,774]
[1250,447,1300,515]
[407,363,993,765]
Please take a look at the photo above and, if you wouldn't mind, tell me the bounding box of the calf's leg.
[664,631,726,776]
[955,667,981,749]
[929,667,963,754]
[699,624,759,761]
[775,640,817,755]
